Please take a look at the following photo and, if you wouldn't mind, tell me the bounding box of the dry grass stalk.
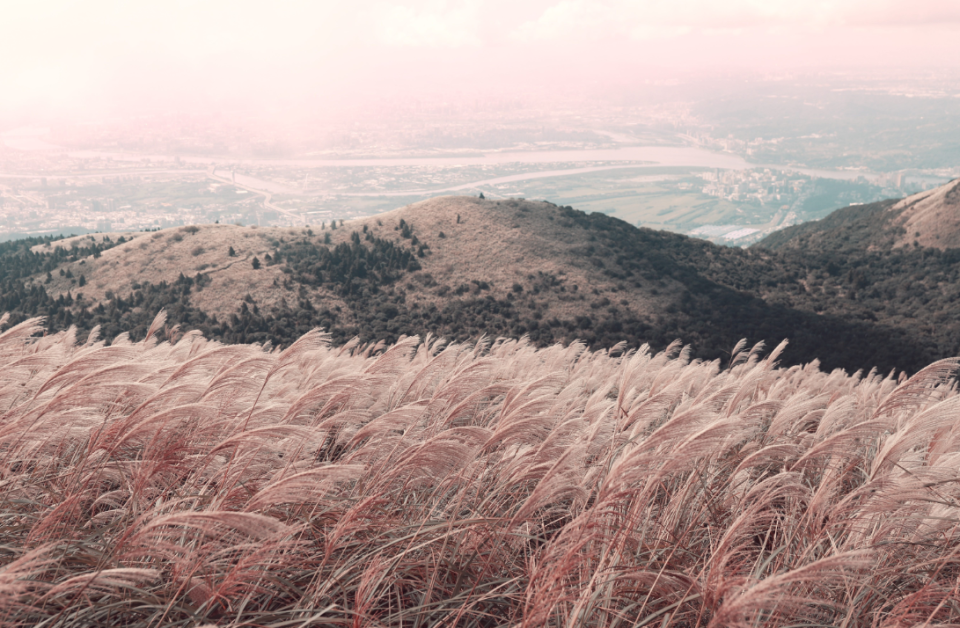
[1,316,960,626]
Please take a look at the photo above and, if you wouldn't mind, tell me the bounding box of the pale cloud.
[0,0,957,119]
[629,24,692,42]
[511,0,610,41]
[510,0,960,43]
[845,0,960,26]
[370,1,482,47]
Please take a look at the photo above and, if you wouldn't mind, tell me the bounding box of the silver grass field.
[2,311,960,627]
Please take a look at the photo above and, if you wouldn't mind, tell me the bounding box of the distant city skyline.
[2,1,960,122]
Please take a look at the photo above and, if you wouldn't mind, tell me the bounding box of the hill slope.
[0,195,934,373]
[750,178,960,369]
[3,319,959,625]
[757,178,960,253]
[891,178,960,249]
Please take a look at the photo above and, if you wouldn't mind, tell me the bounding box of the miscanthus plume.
[1,312,960,627]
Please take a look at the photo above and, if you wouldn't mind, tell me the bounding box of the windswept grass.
[2,311,960,626]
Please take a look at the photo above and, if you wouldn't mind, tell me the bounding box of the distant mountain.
[751,199,902,253]
[892,179,960,249]
[757,179,960,253]
[4,185,960,374]
[749,178,960,369]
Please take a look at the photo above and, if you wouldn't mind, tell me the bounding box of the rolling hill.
[2,182,960,374]
[748,179,960,368]
[756,178,960,253]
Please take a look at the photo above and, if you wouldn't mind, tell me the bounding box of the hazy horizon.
[3,0,958,243]
[3,0,960,124]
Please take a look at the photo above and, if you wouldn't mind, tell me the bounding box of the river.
[60,145,753,170]
[3,129,873,184]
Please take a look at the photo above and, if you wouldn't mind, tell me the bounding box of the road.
[207,170,304,223]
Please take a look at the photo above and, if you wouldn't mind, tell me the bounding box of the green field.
[479,168,776,234]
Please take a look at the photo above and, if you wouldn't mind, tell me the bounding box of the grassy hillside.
[0,196,939,374]
[756,179,960,254]
[752,198,901,253]
[2,318,960,626]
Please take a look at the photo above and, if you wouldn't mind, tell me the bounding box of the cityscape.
[2,70,958,245]
[0,145,950,246]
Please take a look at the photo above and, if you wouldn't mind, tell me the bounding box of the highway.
[206,170,304,223]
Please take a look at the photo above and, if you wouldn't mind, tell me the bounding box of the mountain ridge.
[3,183,960,374]
[756,178,960,253]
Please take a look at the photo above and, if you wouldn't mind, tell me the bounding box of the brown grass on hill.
[2,313,960,626]
[29,195,677,324]
[891,178,960,249]
[29,231,146,254]
[348,196,673,320]
[33,225,314,320]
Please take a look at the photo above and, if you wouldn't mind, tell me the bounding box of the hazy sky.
[2,0,959,120]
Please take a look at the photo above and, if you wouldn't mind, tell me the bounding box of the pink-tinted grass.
[2,315,960,626]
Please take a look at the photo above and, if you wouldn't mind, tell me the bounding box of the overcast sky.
[2,0,959,120]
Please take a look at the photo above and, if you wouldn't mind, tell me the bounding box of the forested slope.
[2,182,960,375]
